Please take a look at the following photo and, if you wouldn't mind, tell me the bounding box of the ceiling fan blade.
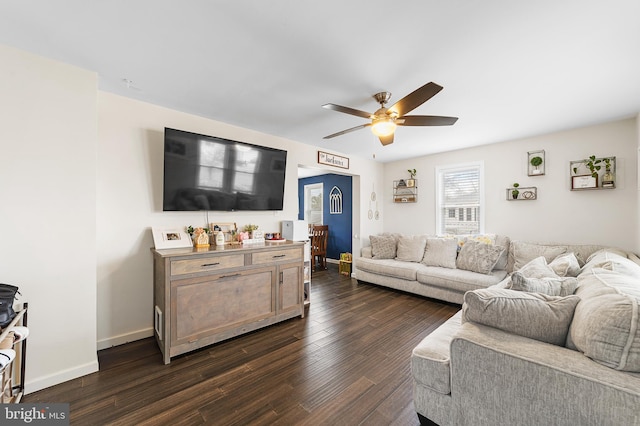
[387,82,443,117]
[378,133,394,146]
[322,103,372,119]
[323,123,371,139]
[399,115,458,126]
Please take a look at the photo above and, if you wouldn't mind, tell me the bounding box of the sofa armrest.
[450,322,640,426]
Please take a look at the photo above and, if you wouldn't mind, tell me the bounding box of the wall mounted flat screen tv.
[163,128,287,211]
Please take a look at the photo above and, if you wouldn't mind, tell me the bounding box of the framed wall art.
[527,150,545,176]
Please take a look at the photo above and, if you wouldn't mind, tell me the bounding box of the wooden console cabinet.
[152,241,305,364]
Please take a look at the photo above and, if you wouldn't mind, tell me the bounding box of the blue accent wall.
[298,174,352,260]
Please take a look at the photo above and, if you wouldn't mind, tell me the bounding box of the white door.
[304,183,323,225]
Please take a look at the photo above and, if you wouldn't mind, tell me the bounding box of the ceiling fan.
[322,82,458,146]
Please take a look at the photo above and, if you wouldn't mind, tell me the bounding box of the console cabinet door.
[278,262,302,315]
[171,266,276,346]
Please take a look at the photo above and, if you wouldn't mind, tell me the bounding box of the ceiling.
[1,1,639,163]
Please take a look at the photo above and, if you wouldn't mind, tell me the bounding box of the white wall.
[383,117,639,253]
[0,45,98,392]
[96,92,384,349]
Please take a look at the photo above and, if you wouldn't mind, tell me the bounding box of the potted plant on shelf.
[407,169,417,187]
[530,156,543,174]
[511,183,520,199]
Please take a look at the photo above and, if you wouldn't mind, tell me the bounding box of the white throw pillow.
[395,235,428,262]
[422,238,458,269]
[517,256,558,278]
[549,252,581,277]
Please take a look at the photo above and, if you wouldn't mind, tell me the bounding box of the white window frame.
[435,161,485,235]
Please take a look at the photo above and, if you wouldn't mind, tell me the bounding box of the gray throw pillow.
[422,238,457,268]
[456,240,504,274]
[369,235,397,259]
[509,271,578,296]
[462,288,580,346]
[568,268,640,372]
[395,235,428,262]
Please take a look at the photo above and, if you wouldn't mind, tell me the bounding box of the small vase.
[602,170,615,188]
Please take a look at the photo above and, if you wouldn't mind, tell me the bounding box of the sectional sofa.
[355,235,640,425]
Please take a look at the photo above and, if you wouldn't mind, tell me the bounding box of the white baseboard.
[26,360,99,394]
[97,327,154,350]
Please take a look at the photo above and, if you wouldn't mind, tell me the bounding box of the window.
[435,162,483,235]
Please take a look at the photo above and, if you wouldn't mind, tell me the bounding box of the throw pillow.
[395,235,428,262]
[512,241,567,271]
[568,268,640,372]
[422,238,458,269]
[462,288,580,346]
[369,235,397,259]
[509,272,578,296]
[548,252,581,277]
[456,240,504,274]
[516,256,558,278]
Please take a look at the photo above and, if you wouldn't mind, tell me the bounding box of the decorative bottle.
[602,165,615,188]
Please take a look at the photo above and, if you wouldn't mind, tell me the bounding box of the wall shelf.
[393,179,418,203]
[507,186,537,201]
[570,156,616,190]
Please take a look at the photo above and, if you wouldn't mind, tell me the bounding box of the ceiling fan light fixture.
[371,117,396,137]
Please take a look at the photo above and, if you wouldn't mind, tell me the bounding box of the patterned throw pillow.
[456,240,505,274]
[369,235,397,259]
[548,252,581,277]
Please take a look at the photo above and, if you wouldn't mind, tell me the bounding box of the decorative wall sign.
[572,175,598,190]
[318,151,349,169]
[329,186,343,214]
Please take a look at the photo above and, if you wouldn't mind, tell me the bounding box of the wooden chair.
[310,225,329,271]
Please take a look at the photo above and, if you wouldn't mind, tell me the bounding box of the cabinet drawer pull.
[201,262,220,267]
[273,254,287,258]
[220,273,241,279]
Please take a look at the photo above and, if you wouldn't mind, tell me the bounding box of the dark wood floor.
[25,264,459,425]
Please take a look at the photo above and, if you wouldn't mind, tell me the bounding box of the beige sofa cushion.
[462,288,580,346]
[355,257,423,281]
[568,268,640,372]
[411,311,462,395]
